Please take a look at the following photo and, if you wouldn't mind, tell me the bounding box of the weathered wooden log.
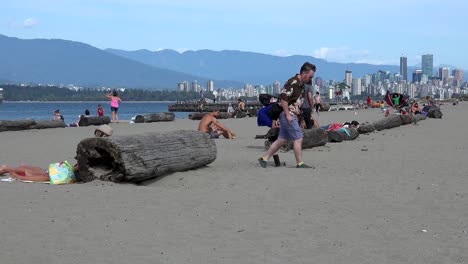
[357,122,375,134]
[411,114,426,123]
[371,114,407,131]
[234,111,247,118]
[189,112,229,120]
[134,115,145,123]
[33,120,67,129]
[78,116,111,126]
[75,130,217,183]
[0,119,36,132]
[262,127,328,150]
[247,108,258,117]
[328,127,359,142]
[142,112,175,123]
[320,103,330,111]
[428,106,443,119]
[0,119,66,132]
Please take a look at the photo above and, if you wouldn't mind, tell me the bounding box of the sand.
[0,103,467,264]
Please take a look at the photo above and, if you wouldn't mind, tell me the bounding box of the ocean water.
[0,101,193,122]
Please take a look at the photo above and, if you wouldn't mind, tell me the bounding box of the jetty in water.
[168,101,263,112]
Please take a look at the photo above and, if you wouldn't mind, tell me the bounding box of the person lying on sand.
[198,110,236,139]
[0,124,113,182]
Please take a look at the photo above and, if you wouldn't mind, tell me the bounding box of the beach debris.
[361,148,368,151]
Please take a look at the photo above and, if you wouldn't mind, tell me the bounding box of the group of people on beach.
[50,90,122,125]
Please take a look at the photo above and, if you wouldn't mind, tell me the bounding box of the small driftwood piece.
[189,112,229,120]
[142,112,175,123]
[0,119,66,132]
[78,116,111,126]
[328,127,359,142]
[76,130,217,183]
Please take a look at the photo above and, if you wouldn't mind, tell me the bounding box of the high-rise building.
[207,80,214,92]
[345,70,352,88]
[421,54,433,78]
[453,69,465,82]
[273,81,281,94]
[412,69,423,83]
[400,56,408,81]
[352,78,361,96]
[438,67,450,82]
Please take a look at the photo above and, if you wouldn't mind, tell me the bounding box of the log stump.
[76,130,217,183]
[142,112,175,123]
[78,116,111,127]
[371,114,411,131]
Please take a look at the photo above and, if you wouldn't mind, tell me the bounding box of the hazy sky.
[2,0,467,69]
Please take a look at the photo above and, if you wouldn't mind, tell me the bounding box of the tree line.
[1,85,202,101]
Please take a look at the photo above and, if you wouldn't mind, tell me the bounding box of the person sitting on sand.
[198,110,236,139]
[69,109,91,127]
[52,109,64,122]
[410,102,422,114]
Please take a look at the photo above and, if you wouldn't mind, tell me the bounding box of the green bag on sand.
[48,161,76,185]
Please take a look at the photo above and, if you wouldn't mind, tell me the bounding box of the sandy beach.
[1,103,467,264]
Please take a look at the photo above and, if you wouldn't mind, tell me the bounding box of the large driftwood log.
[142,112,175,123]
[78,116,111,126]
[33,120,67,129]
[247,109,258,117]
[411,114,426,123]
[262,127,328,150]
[0,119,65,132]
[428,106,443,119]
[189,112,229,120]
[76,130,217,183]
[328,127,359,142]
[320,103,330,111]
[357,122,375,134]
[371,114,412,131]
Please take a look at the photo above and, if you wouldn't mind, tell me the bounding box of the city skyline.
[2,0,468,69]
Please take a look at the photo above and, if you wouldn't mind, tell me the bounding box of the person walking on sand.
[258,62,316,168]
[106,90,122,123]
[198,110,236,139]
[299,83,314,129]
[313,91,322,116]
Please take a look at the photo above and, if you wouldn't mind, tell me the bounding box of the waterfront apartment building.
[400,56,408,81]
[421,54,433,78]
[345,70,352,88]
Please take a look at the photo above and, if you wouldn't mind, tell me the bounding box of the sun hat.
[94,124,113,137]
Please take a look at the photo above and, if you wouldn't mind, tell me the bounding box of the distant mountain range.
[0,34,465,90]
[0,34,241,89]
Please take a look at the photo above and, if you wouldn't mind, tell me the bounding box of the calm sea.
[0,101,193,122]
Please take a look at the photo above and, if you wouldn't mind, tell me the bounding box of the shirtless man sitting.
[198,111,236,139]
